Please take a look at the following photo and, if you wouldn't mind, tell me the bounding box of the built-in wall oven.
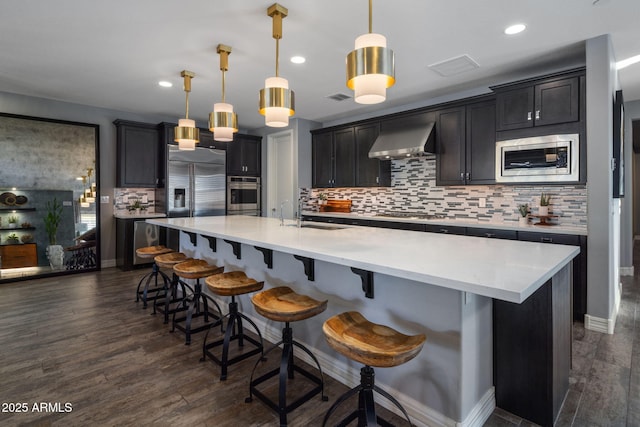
[227,176,261,216]
[495,133,579,183]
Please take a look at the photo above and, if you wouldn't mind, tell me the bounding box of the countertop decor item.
[0,192,16,205]
[518,204,529,226]
[6,233,19,244]
[7,215,18,228]
[539,193,551,216]
[319,199,352,213]
[20,234,33,243]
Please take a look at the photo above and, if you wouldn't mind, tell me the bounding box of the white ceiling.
[1,0,639,131]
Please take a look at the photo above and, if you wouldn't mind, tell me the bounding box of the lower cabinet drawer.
[467,228,518,240]
[424,224,467,235]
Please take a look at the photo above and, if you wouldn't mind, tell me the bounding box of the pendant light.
[79,175,90,208]
[174,70,200,150]
[85,168,95,203]
[259,3,295,127]
[346,0,395,104]
[209,44,238,141]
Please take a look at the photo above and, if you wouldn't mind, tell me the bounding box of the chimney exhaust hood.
[368,122,436,160]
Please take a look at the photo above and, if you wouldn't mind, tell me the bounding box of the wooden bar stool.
[321,311,426,427]
[171,259,224,345]
[134,245,174,309]
[246,286,328,426]
[153,251,192,324]
[200,271,265,381]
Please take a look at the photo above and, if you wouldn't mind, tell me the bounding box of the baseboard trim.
[101,259,116,268]
[459,387,495,427]
[620,266,634,276]
[244,311,490,427]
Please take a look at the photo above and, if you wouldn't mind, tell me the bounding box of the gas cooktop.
[375,212,446,220]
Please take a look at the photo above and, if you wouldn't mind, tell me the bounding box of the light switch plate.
[62,200,73,207]
[479,198,486,208]
[100,195,109,204]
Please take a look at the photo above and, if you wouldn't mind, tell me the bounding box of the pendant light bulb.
[259,3,295,128]
[210,44,238,141]
[174,70,200,150]
[346,0,395,104]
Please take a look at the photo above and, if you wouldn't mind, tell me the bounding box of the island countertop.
[148,215,579,304]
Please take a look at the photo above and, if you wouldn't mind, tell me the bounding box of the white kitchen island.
[148,215,580,427]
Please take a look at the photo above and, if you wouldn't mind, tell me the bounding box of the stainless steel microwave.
[495,134,579,183]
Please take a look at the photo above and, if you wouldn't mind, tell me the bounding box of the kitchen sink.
[286,223,346,230]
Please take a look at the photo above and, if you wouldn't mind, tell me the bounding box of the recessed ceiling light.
[617,54,640,70]
[158,81,173,88]
[290,56,306,64]
[504,24,526,35]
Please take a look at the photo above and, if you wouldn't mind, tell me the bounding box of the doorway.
[266,129,297,220]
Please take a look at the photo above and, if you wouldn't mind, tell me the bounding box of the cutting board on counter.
[319,199,352,213]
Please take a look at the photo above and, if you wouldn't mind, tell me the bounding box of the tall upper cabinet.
[115,120,162,188]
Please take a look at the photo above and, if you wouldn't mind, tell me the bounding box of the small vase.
[539,206,549,216]
[46,244,65,270]
[8,223,16,229]
[519,217,529,226]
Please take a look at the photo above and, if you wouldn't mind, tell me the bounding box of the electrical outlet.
[479,197,486,208]
[100,195,109,204]
[62,200,73,207]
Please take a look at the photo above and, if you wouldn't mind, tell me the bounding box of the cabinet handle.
[465,172,470,181]
[440,228,449,234]
[376,176,379,184]
[485,233,495,238]
[527,112,532,121]
[460,172,464,181]
[535,110,540,120]
[541,237,553,243]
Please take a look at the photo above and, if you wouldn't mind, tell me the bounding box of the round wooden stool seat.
[206,271,264,297]
[154,252,191,269]
[136,245,173,259]
[323,311,426,368]
[251,286,327,323]
[173,259,223,280]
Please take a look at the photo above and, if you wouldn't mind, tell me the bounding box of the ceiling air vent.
[428,54,480,77]
[326,93,351,101]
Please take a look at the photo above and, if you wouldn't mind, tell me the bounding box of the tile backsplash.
[113,188,156,215]
[304,156,587,229]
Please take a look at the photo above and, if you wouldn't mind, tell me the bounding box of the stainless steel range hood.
[368,122,436,159]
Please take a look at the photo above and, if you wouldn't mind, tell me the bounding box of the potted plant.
[7,215,18,229]
[6,233,19,244]
[317,193,328,205]
[517,204,529,226]
[539,193,551,216]
[43,198,64,269]
[128,199,144,215]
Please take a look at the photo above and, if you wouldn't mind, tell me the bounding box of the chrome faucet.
[280,200,292,226]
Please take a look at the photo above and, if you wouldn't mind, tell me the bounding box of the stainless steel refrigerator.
[166,145,226,217]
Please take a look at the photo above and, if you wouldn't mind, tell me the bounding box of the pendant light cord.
[368,0,372,33]
[275,38,280,77]
[184,91,190,120]
[221,70,226,103]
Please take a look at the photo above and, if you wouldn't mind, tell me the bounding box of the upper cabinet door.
[312,131,334,188]
[435,106,466,185]
[466,100,496,184]
[333,127,356,188]
[495,87,534,131]
[226,136,261,176]
[355,123,390,187]
[115,120,161,188]
[534,77,579,127]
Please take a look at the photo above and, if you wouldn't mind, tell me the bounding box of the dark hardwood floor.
[0,267,406,426]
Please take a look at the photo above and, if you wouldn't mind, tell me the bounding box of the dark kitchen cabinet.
[424,224,467,235]
[495,76,580,131]
[311,127,356,188]
[226,135,261,176]
[518,231,587,321]
[355,123,391,187]
[466,227,517,240]
[115,120,162,188]
[436,98,496,186]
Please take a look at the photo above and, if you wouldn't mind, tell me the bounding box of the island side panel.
[493,263,571,427]
[179,232,478,425]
